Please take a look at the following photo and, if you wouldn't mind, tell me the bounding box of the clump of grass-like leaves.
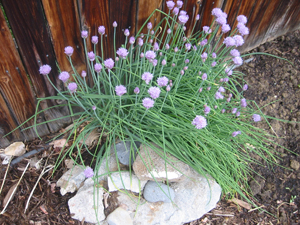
[17,3,283,202]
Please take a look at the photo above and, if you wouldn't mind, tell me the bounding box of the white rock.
[108,171,147,193]
[68,178,105,224]
[116,167,222,225]
[106,207,133,225]
[133,143,190,182]
[4,142,25,156]
[56,165,85,196]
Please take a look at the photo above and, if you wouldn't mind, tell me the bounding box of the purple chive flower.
[232,108,237,114]
[92,106,96,111]
[232,131,241,137]
[221,24,231,33]
[233,35,244,47]
[142,72,153,84]
[203,26,212,34]
[211,61,217,67]
[88,51,96,61]
[94,63,102,73]
[147,22,152,30]
[243,84,248,91]
[134,87,140,94]
[129,36,135,44]
[212,52,217,58]
[241,98,247,107]
[113,21,118,27]
[166,1,175,10]
[201,52,208,61]
[145,50,156,60]
[192,115,207,129]
[167,29,172,34]
[237,15,247,24]
[174,47,178,53]
[216,16,227,26]
[172,63,176,67]
[153,42,159,51]
[148,86,161,99]
[138,38,143,46]
[68,82,77,93]
[204,106,211,115]
[185,43,191,51]
[178,14,189,25]
[140,53,144,58]
[212,8,223,17]
[104,58,114,70]
[223,37,236,47]
[116,47,129,59]
[218,86,225,92]
[98,26,105,35]
[227,97,231,102]
[157,76,169,87]
[91,36,98,44]
[58,71,70,83]
[238,24,249,36]
[196,14,200,20]
[200,39,208,46]
[180,70,185,75]
[162,59,167,66]
[220,78,224,82]
[84,166,94,178]
[152,59,158,67]
[230,49,240,57]
[115,85,127,96]
[143,97,154,109]
[202,73,207,80]
[39,64,51,75]
[124,29,130,37]
[236,111,240,117]
[81,70,87,78]
[207,86,211,91]
[81,30,88,38]
[149,39,153,43]
[183,66,188,70]
[64,46,74,56]
[223,77,229,82]
[193,45,197,51]
[221,109,225,113]
[232,56,243,65]
[228,93,233,98]
[252,114,261,122]
[115,57,119,61]
[177,0,183,8]
[225,68,233,76]
[185,59,190,64]
[166,85,171,92]
[199,88,203,93]
[215,92,224,99]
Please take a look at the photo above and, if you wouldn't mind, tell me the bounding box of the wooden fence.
[1,0,300,148]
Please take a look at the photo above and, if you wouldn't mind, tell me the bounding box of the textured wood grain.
[2,0,72,134]
[0,7,39,142]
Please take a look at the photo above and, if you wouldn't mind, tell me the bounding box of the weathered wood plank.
[0,7,41,143]
[2,0,72,134]
[42,0,86,74]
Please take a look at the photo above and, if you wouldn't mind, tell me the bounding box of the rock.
[113,140,140,166]
[97,148,120,180]
[107,171,147,193]
[68,178,106,224]
[106,207,133,225]
[4,142,25,156]
[143,181,175,203]
[290,159,300,170]
[133,143,190,182]
[56,165,85,196]
[117,167,221,225]
[249,176,265,196]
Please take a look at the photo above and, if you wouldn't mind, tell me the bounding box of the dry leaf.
[79,128,100,146]
[3,183,18,206]
[4,142,25,156]
[49,139,68,148]
[228,198,252,210]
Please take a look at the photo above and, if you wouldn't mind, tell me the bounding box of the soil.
[1,30,300,225]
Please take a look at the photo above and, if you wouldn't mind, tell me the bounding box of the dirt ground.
[1,30,300,225]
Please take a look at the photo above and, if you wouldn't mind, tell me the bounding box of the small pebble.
[290,159,300,170]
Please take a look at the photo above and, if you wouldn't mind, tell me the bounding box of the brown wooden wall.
[0,0,300,147]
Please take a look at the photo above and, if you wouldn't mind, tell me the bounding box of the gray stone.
[106,207,133,225]
[113,140,140,166]
[133,143,190,182]
[143,181,175,203]
[108,171,147,193]
[117,167,222,225]
[56,165,85,196]
[68,178,105,224]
